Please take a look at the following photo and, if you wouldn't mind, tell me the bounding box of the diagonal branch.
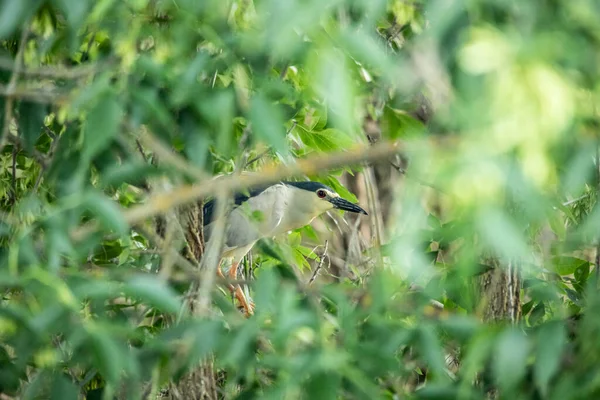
[71,140,405,241]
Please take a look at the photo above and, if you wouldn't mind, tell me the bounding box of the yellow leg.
[218,262,254,317]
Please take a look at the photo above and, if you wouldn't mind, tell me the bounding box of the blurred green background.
[1,0,600,399]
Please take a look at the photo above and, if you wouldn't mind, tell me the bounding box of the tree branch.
[309,240,329,285]
[0,57,109,79]
[10,144,17,206]
[0,25,29,154]
[195,188,230,315]
[138,128,210,182]
[0,83,69,104]
[33,126,62,193]
[71,140,404,241]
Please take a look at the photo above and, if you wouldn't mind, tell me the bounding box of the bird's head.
[284,181,368,217]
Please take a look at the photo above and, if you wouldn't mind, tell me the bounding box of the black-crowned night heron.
[203,180,368,316]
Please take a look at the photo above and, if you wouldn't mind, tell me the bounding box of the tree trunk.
[164,201,219,400]
[477,258,522,323]
[476,257,522,399]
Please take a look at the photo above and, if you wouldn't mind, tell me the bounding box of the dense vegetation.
[1,0,600,399]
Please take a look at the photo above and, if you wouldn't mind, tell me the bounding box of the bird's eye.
[317,189,327,198]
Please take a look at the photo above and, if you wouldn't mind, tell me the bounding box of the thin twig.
[237,124,252,168]
[10,144,17,206]
[211,69,218,88]
[0,57,108,79]
[81,32,97,62]
[245,147,271,167]
[138,128,210,182]
[135,139,148,162]
[596,140,600,288]
[0,210,19,225]
[279,63,289,79]
[156,207,180,282]
[42,125,56,139]
[7,134,47,167]
[562,194,590,207]
[71,139,406,241]
[0,25,29,155]
[390,161,446,193]
[33,126,62,193]
[309,240,329,285]
[0,84,69,104]
[245,121,296,167]
[135,224,199,276]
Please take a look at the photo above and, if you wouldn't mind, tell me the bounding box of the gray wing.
[204,183,288,251]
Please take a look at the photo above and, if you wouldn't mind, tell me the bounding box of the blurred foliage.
[1,0,600,399]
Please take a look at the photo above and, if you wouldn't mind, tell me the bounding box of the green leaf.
[320,176,358,203]
[183,122,212,170]
[123,276,181,314]
[312,48,358,135]
[50,373,78,400]
[82,192,128,235]
[88,329,124,385]
[0,0,32,39]
[17,101,46,152]
[51,0,91,31]
[416,323,447,377]
[250,94,288,154]
[551,256,590,276]
[292,248,311,272]
[460,331,494,385]
[382,107,426,139]
[305,372,340,400]
[297,126,355,152]
[101,161,159,188]
[200,89,235,156]
[493,328,530,391]
[288,231,301,248]
[534,321,566,396]
[82,92,122,162]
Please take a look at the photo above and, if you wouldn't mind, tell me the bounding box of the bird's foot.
[234,285,254,317]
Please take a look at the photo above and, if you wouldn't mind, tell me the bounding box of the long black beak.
[329,197,368,215]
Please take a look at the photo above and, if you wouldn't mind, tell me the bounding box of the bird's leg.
[229,262,254,316]
[216,262,242,309]
[216,264,235,292]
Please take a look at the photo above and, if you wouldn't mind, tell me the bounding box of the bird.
[203,180,368,316]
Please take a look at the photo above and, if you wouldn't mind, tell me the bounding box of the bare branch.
[10,144,17,206]
[138,129,210,182]
[135,224,199,276]
[309,240,329,285]
[244,147,271,168]
[0,83,70,104]
[0,57,108,79]
[7,134,48,168]
[71,140,405,241]
[245,122,296,168]
[196,188,230,315]
[135,139,148,162]
[0,25,29,154]
[33,126,62,193]
[390,161,445,193]
[596,140,600,288]
[156,209,180,282]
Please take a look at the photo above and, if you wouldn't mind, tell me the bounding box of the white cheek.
[317,199,334,213]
